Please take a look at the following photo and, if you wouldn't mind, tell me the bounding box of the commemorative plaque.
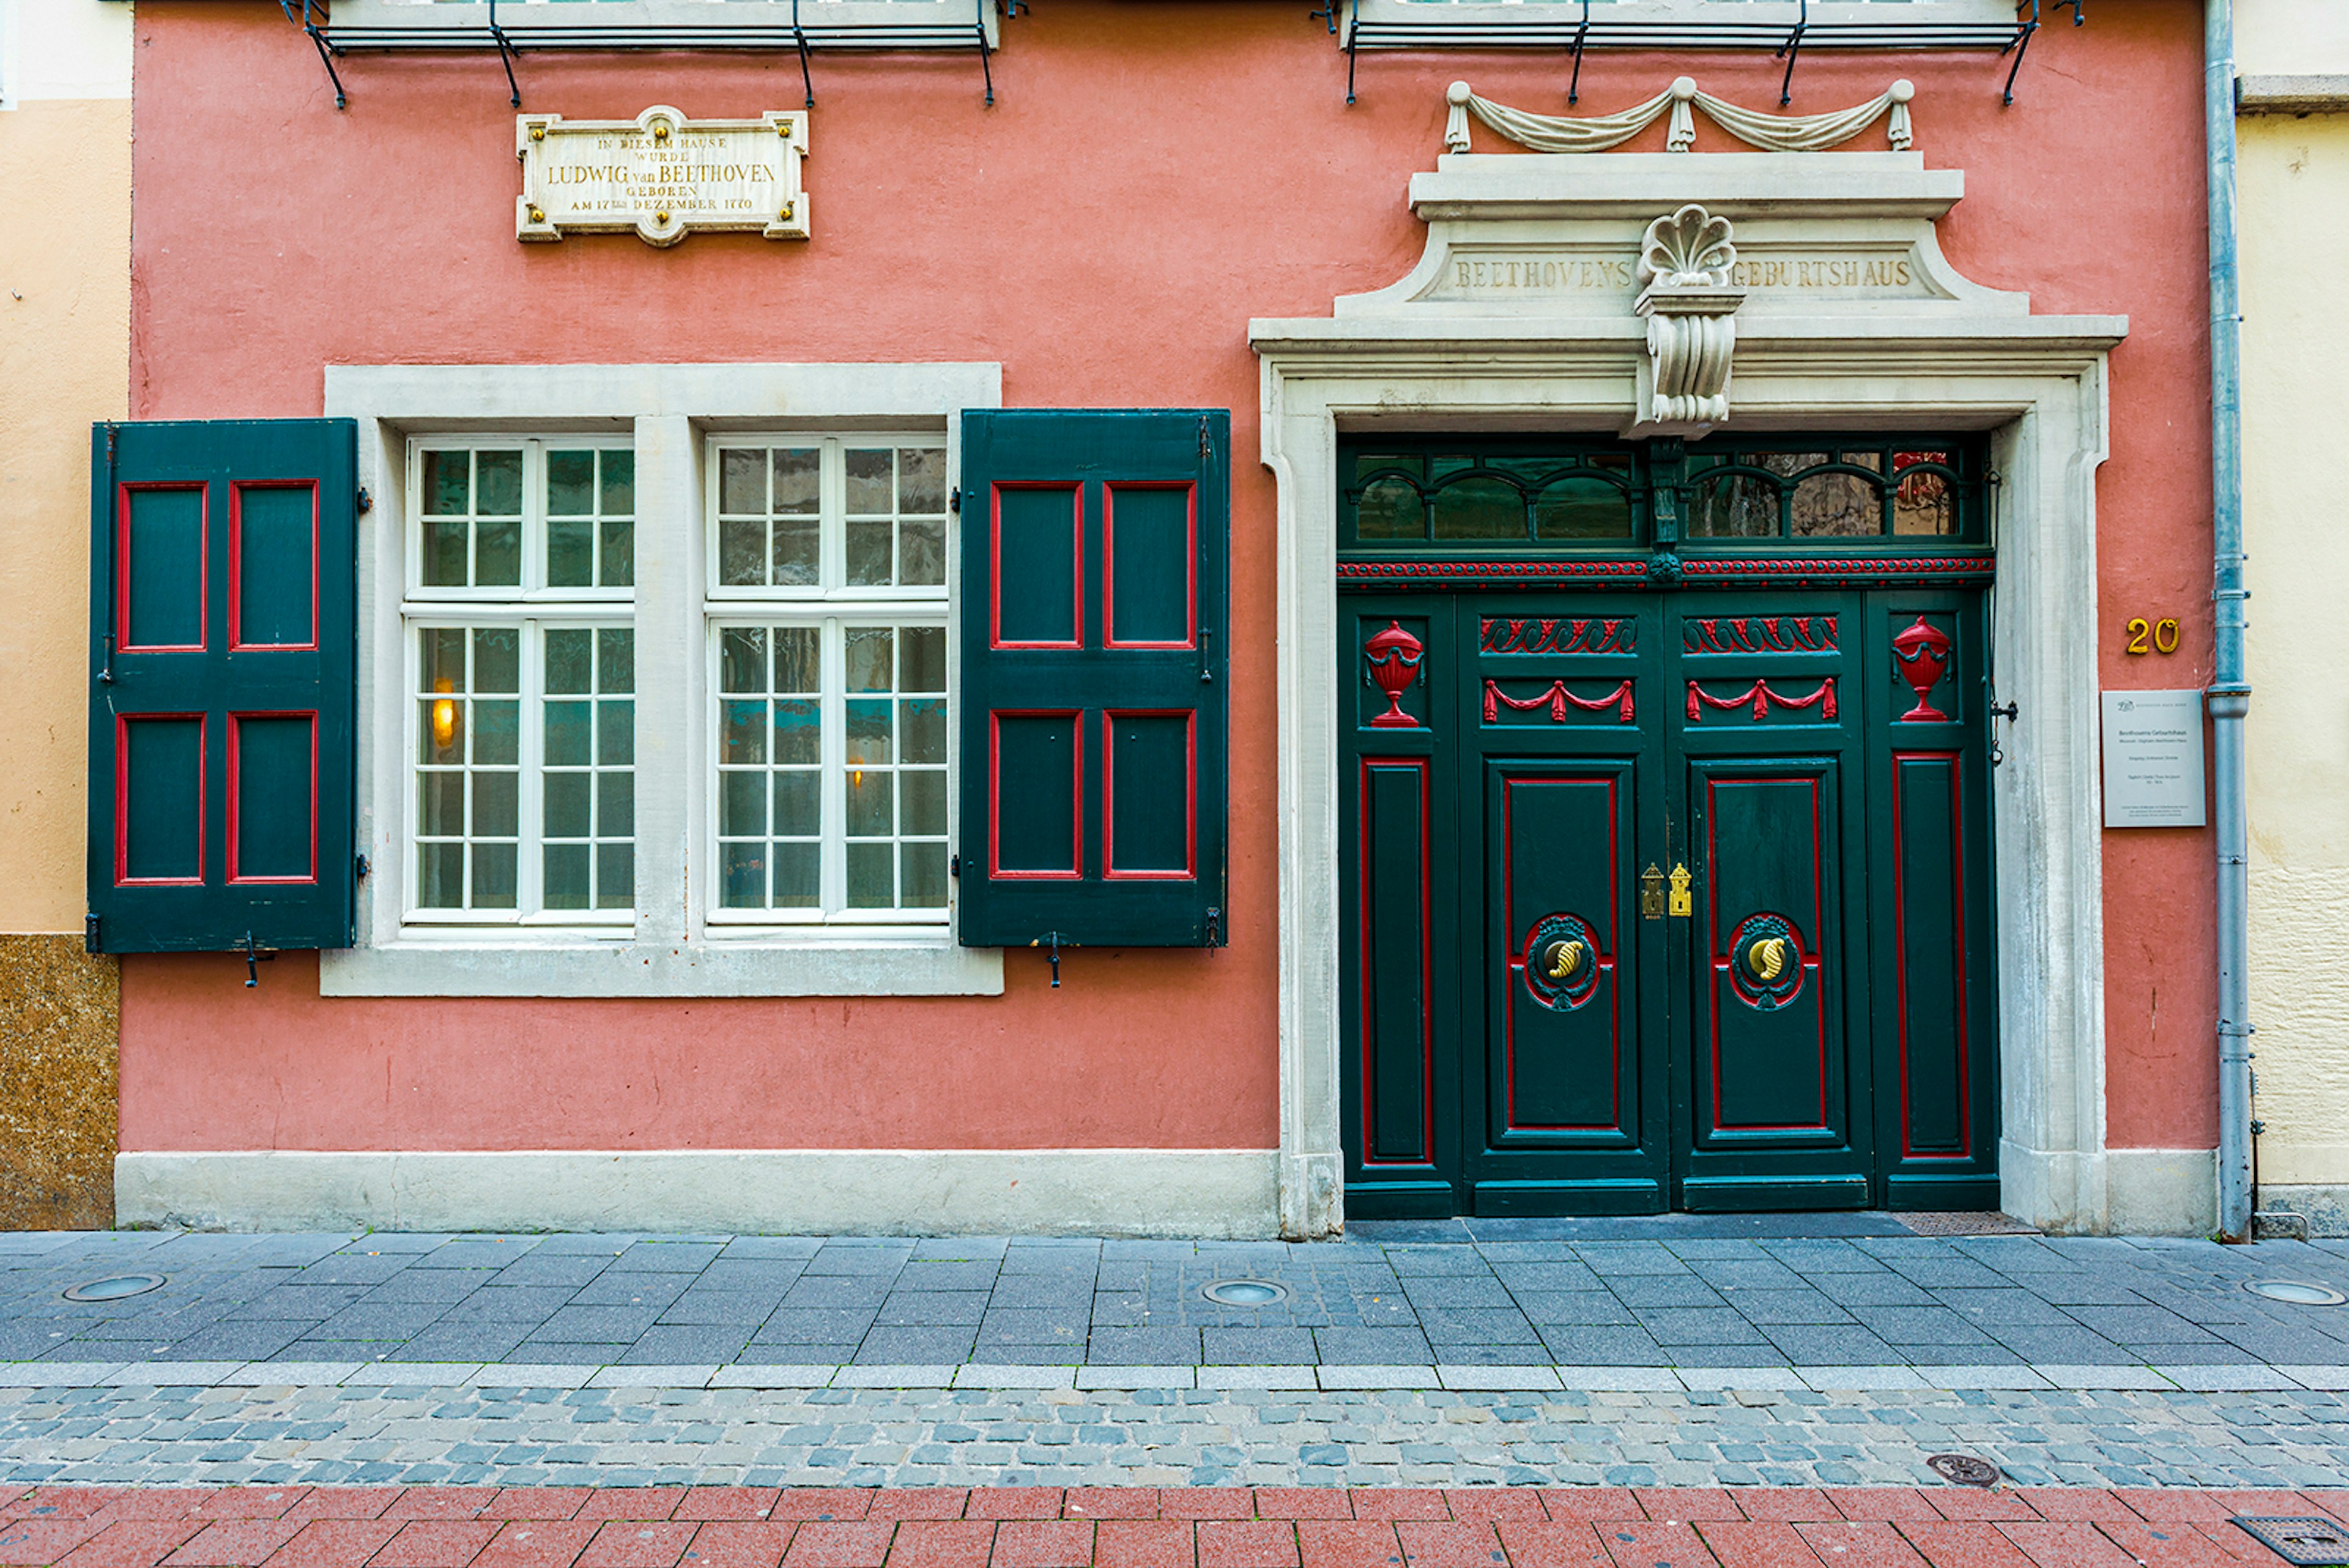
[2100,688,2206,828]
[517,105,809,247]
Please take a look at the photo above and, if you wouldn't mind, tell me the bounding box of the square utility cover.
[2234,1517,2349,1566]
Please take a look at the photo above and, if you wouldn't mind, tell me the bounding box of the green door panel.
[1339,583,1997,1216]
[1864,593,2001,1211]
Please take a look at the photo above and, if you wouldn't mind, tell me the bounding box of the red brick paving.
[0,1490,2337,1567]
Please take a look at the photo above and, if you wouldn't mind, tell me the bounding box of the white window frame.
[323,363,1004,998]
[401,436,639,931]
[703,432,953,929]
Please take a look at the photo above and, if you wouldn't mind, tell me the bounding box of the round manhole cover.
[2245,1279,2348,1306]
[1201,1278,1291,1307]
[62,1274,166,1303]
[1925,1453,2002,1488]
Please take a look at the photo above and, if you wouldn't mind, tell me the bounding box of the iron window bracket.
[1340,0,2082,109]
[281,0,1003,111]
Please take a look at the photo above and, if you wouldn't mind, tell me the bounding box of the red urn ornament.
[1364,620,1426,729]
[1891,614,1953,723]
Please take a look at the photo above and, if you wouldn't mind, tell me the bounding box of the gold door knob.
[1541,938,1586,981]
[1746,935,1787,981]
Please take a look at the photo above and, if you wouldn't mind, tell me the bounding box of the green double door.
[1340,589,1998,1216]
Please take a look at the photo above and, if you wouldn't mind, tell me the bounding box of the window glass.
[406,439,636,924]
[707,434,951,926]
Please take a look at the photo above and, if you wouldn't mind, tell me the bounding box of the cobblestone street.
[4,1374,2349,1492]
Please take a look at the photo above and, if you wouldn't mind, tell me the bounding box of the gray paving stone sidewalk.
[1,1375,2346,1490]
[7,1223,2349,1373]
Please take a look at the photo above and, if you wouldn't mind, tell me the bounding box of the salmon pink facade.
[104,0,2221,1236]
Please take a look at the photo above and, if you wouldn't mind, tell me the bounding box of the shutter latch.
[1204,907,1222,946]
[84,914,100,955]
[242,932,278,989]
[1030,930,1077,988]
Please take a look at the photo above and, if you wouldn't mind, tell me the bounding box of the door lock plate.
[1641,864,1666,920]
[1669,863,1693,918]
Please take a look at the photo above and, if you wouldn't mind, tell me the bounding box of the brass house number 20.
[2124,616,2181,655]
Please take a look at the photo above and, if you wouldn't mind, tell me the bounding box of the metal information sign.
[2101,688,2206,828]
[517,105,809,247]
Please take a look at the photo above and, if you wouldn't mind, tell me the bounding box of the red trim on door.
[228,480,322,652]
[987,708,1084,880]
[1893,749,1971,1161]
[1704,772,1831,1135]
[989,483,1085,651]
[116,481,209,653]
[1102,481,1198,650]
[1101,709,1195,880]
[1359,756,1434,1168]
[1500,772,1623,1135]
[114,712,207,887]
[225,711,321,885]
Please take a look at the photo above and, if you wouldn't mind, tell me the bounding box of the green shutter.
[87,419,359,954]
[957,410,1229,948]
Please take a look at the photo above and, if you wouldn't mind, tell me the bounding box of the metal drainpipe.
[2207,0,2254,1244]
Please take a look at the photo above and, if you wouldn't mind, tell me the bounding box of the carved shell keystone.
[1638,204,1737,289]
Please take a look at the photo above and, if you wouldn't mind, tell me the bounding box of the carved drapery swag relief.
[1637,204,1744,426]
[1444,76,1915,157]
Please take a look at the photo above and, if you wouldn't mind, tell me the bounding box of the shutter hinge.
[355,853,371,882]
[84,914,100,954]
[355,487,373,515]
[949,488,962,515]
[1204,907,1222,946]
[1198,415,1212,459]
[949,853,961,878]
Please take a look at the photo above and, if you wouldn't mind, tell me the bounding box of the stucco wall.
[117,2,2213,1184]
[2239,33,2349,1213]
[0,0,132,1227]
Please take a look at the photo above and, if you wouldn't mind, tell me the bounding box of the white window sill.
[319,935,1003,997]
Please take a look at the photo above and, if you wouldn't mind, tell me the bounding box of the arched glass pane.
[1791,470,1882,537]
[1430,475,1528,542]
[1355,477,1427,541]
[1893,464,1957,535]
[1534,475,1633,540]
[1760,450,1831,480]
[1689,474,1778,538]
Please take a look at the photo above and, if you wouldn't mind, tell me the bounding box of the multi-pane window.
[714,442,948,595]
[709,436,951,925]
[406,439,636,924]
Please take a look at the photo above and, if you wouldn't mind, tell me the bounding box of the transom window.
[404,438,636,925]
[1687,442,1972,539]
[1340,434,1986,548]
[707,437,950,926]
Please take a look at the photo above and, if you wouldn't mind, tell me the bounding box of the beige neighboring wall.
[1,0,131,934]
[2239,0,2349,1224]
[0,0,130,1228]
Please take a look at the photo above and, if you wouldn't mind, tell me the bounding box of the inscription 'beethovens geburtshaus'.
[517,105,810,247]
